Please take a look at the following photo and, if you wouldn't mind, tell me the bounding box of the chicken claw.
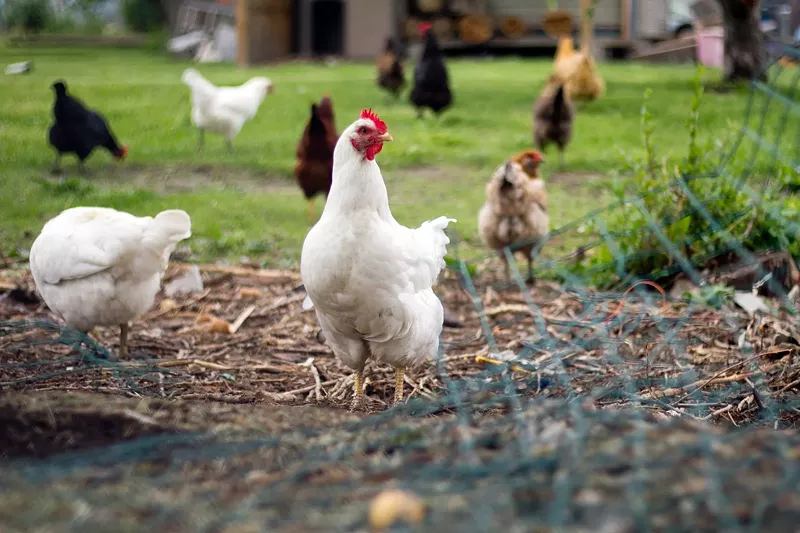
[394,367,406,404]
[350,370,366,412]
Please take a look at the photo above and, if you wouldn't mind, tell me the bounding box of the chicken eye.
[358,126,369,134]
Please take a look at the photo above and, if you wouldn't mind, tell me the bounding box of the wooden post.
[579,0,593,54]
[236,0,249,66]
[620,0,631,41]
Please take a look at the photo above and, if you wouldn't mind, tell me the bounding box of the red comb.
[360,108,386,133]
[419,21,432,34]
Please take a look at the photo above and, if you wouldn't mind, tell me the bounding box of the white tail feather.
[181,68,217,106]
[142,210,192,255]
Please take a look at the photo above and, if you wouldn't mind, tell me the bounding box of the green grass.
[0,44,756,266]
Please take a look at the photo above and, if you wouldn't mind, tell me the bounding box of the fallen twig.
[230,305,256,334]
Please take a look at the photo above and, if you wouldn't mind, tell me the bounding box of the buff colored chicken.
[478,158,549,285]
[511,149,546,180]
[554,36,576,64]
[552,0,605,102]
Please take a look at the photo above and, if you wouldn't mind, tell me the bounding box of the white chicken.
[29,207,192,358]
[300,108,455,410]
[181,68,274,152]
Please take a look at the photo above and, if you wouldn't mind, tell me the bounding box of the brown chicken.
[478,159,549,285]
[376,37,405,100]
[511,149,545,180]
[533,76,574,169]
[294,94,338,221]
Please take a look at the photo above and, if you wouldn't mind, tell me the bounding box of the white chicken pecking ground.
[181,68,274,152]
[29,207,192,359]
[300,108,456,411]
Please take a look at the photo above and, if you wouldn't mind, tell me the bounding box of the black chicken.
[409,22,452,118]
[48,80,127,174]
[376,37,406,101]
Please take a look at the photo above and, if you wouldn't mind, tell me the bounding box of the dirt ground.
[2,260,799,436]
[2,261,800,532]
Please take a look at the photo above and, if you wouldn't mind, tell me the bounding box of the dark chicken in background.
[410,22,452,118]
[533,75,574,170]
[294,94,338,221]
[376,37,406,101]
[48,80,127,174]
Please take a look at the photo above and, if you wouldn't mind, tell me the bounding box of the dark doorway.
[311,0,344,55]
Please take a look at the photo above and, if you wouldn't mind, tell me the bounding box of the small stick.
[192,360,232,371]
[229,305,256,334]
[279,376,345,398]
[700,403,734,421]
[158,359,232,371]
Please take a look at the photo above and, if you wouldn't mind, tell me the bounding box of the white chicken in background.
[301,108,455,411]
[181,68,274,152]
[29,207,192,358]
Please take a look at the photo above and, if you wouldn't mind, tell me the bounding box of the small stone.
[368,489,426,531]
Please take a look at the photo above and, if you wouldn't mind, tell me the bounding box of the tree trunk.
[716,0,767,82]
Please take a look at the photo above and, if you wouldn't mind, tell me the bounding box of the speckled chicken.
[478,156,549,285]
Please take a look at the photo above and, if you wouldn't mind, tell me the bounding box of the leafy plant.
[122,0,164,33]
[574,66,800,289]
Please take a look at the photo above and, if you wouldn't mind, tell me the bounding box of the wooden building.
[230,0,695,65]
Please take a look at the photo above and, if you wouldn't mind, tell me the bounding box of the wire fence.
[0,47,799,533]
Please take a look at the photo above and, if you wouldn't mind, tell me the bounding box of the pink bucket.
[696,26,724,69]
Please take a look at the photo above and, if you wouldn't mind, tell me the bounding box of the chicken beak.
[378,132,393,142]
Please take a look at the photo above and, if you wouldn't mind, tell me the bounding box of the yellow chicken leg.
[394,366,406,404]
[307,198,316,222]
[119,323,129,359]
[351,369,365,411]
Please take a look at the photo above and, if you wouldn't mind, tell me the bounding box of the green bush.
[572,67,800,289]
[122,0,164,33]
[2,0,51,33]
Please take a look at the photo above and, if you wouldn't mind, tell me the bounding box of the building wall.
[634,0,669,39]
[486,0,622,28]
[343,0,393,58]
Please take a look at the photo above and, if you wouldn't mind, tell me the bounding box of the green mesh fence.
[1,48,800,533]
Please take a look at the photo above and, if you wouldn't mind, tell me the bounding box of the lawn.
[0,44,755,267]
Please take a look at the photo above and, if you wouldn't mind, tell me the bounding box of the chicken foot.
[394,366,406,404]
[350,369,366,411]
[558,148,565,171]
[196,129,205,152]
[226,139,235,153]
